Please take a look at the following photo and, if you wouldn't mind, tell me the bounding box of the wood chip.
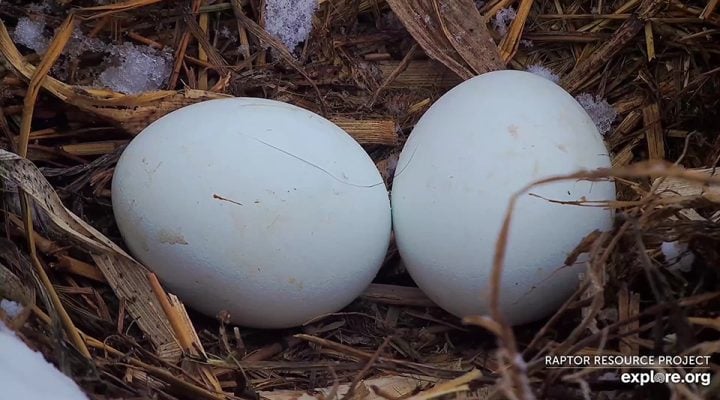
[642,102,665,160]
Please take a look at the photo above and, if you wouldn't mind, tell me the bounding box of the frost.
[574,93,617,136]
[12,17,49,54]
[68,29,109,56]
[0,321,89,400]
[95,43,172,94]
[527,64,560,84]
[520,39,534,48]
[493,7,517,37]
[0,299,23,318]
[265,0,318,51]
[27,2,51,13]
[661,241,695,272]
[218,25,236,42]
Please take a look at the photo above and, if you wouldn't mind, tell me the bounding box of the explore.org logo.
[544,355,712,387]
[620,370,711,387]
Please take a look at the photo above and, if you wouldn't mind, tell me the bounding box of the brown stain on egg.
[288,277,304,290]
[157,229,189,245]
[507,124,520,139]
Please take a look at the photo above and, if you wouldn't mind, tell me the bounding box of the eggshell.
[391,70,616,325]
[112,98,391,328]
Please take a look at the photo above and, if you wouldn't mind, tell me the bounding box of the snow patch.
[0,321,88,400]
[0,299,23,318]
[527,64,560,84]
[575,93,617,136]
[265,0,318,51]
[12,17,49,54]
[95,43,172,94]
[493,7,517,37]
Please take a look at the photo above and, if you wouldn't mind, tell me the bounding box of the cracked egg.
[112,98,391,328]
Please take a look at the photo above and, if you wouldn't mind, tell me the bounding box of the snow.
[527,64,560,84]
[574,93,617,136]
[264,0,318,51]
[95,42,172,94]
[0,299,23,318]
[0,321,88,400]
[661,241,695,272]
[12,17,49,54]
[493,7,517,37]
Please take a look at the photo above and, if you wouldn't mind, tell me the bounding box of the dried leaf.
[386,0,503,80]
[0,150,181,361]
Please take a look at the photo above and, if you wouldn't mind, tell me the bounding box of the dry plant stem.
[170,0,203,89]
[56,255,107,283]
[368,44,418,107]
[405,369,483,400]
[643,103,665,160]
[386,0,502,79]
[76,0,165,19]
[489,162,720,384]
[184,13,231,76]
[499,0,534,62]
[199,3,209,90]
[341,337,392,400]
[230,0,328,115]
[31,306,228,399]
[522,280,591,355]
[19,197,91,358]
[148,273,194,353]
[561,0,665,93]
[360,283,436,307]
[701,0,719,19]
[14,13,90,359]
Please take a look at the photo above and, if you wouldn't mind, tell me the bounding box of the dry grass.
[0,0,719,399]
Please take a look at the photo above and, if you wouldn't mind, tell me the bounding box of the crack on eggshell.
[246,136,385,189]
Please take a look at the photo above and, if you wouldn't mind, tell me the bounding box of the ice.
[574,93,617,136]
[264,0,318,51]
[12,17,49,54]
[0,299,23,318]
[0,321,88,400]
[661,241,694,272]
[527,64,559,84]
[95,43,172,94]
[27,2,51,13]
[68,29,109,56]
[493,7,517,37]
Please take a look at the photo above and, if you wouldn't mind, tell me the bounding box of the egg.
[112,98,392,328]
[391,70,616,325]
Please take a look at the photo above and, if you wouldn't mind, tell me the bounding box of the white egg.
[112,98,391,328]
[391,70,616,325]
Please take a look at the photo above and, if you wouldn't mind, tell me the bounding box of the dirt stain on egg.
[508,124,520,139]
[288,277,304,290]
[157,229,189,245]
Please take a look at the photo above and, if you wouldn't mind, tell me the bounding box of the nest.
[0,0,719,399]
